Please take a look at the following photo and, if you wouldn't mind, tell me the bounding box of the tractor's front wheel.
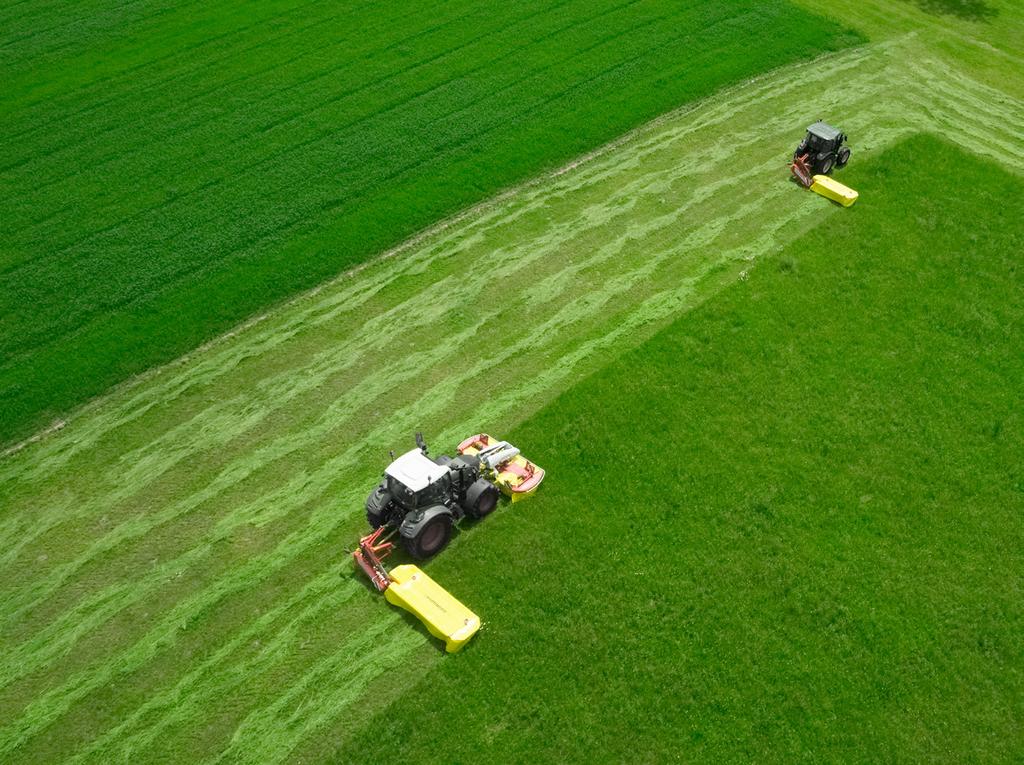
[837,147,851,168]
[820,155,835,175]
[404,512,453,559]
[464,478,499,520]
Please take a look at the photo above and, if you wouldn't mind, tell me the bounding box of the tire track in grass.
[1,36,1022,761]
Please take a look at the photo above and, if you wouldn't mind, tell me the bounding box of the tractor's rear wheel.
[404,513,453,559]
[837,147,851,168]
[464,478,499,520]
[365,486,392,529]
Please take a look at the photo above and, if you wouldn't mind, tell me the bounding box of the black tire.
[404,513,453,559]
[434,454,453,467]
[836,147,851,168]
[819,155,835,175]
[365,485,392,529]
[464,478,499,520]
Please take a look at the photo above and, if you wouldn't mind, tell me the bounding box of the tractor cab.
[803,121,844,152]
[384,449,451,510]
[792,120,851,179]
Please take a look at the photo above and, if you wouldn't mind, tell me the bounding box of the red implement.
[457,433,545,498]
[352,526,395,592]
[789,153,814,188]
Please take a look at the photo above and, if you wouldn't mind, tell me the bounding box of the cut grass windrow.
[0,31,1022,764]
[206,616,424,765]
[65,575,396,764]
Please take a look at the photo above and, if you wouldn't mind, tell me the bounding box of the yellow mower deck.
[384,564,481,653]
[810,174,858,207]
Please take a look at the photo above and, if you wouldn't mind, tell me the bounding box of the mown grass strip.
[67,574,357,763]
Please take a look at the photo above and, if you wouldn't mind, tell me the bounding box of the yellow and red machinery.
[457,433,545,501]
[353,527,480,653]
[352,433,545,652]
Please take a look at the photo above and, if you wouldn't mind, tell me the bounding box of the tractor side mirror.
[415,432,428,454]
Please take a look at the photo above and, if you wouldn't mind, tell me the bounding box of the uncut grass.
[0,0,860,444]
[0,38,1021,764]
[333,136,1024,763]
[792,0,1024,99]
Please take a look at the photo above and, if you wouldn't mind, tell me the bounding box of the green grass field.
[0,0,858,446]
[0,0,1022,761]
[334,135,1024,763]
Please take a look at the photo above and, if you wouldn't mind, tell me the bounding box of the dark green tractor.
[793,121,851,175]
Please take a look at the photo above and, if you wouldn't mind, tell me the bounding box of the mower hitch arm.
[352,525,396,592]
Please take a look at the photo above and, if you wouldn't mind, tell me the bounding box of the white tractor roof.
[385,449,449,492]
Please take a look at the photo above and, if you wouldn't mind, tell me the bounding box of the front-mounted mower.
[352,433,545,652]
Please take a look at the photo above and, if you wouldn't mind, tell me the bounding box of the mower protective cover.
[810,174,858,207]
[457,433,545,501]
[384,564,481,653]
